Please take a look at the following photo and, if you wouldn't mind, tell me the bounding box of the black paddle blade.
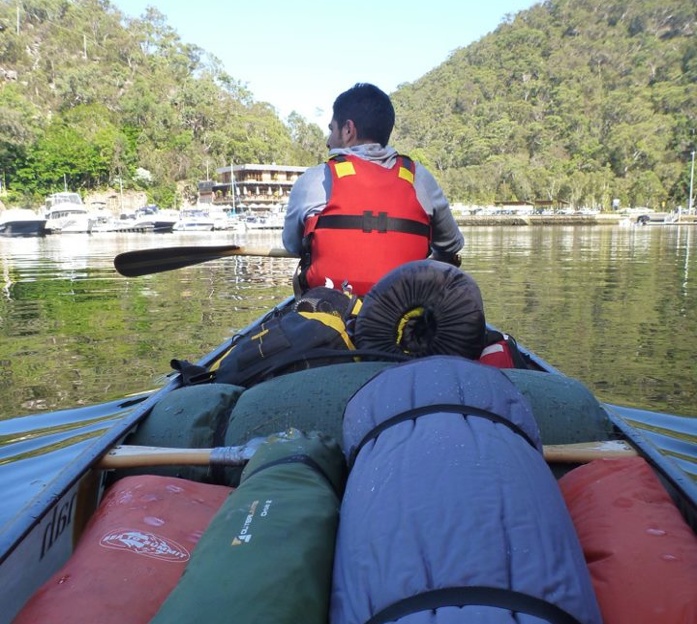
[114,245,243,277]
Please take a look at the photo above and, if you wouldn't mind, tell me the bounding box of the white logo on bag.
[232,534,252,545]
[232,499,258,546]
[100,529,190,562]
[231,499,272,546]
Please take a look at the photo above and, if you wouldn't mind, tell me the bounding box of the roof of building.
[216,163,308,174]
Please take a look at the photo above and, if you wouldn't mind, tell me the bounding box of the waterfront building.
[198,163,308,212]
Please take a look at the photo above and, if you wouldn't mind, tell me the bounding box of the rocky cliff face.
[83,191,149,216]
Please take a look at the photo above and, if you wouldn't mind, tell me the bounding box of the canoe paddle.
[541,440,638,463]
[114,245,297,277]
[99,439,638,469]
[98,436,269,469]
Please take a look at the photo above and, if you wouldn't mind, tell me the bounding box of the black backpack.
[172,288,362,388]
[212,307,357,387]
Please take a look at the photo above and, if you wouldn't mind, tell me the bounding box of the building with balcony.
[198,163,308,212]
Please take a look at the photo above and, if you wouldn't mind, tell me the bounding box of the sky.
[111,0,540,128]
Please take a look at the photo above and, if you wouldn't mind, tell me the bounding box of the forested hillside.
[0,0,695,211]
[391,0,696,210]
[0,0,327,207]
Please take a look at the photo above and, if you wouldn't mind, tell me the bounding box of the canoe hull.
[1,472,101,623]
[1,295,695,622]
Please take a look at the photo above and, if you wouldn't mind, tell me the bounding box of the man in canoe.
[282,83,464,297]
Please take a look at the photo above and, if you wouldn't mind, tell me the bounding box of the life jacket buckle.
[362,211,388,233]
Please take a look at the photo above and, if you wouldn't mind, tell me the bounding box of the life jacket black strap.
[365,586,583,624]
[349,403,538,468]
[315,211,430,237]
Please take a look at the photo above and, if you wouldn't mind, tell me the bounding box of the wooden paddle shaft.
[99,445,216,468]
[542,440,637,463]
[98,436,269,469]
[99,440,637,469]
[226,247,294,258]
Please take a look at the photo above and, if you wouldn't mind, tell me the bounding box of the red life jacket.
[300,154,431,296]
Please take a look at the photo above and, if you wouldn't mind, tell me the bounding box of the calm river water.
[0,225,695,420]
[0,225,695,531]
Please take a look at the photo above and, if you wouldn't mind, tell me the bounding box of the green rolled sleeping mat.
[115,362,393,486]
[150,429,346,624]
[115,364,611,487]
[502,368,614,445]
[221,364,611,454]
[118,383,245,482]
[220,361,395,483]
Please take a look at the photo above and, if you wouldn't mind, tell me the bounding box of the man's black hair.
[332,83,395,147]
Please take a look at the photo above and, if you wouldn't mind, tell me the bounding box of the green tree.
[2,0,696,208]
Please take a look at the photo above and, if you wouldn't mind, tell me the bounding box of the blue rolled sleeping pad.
[331,356,602,624]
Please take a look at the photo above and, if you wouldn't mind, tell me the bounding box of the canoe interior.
[1,295,695,623]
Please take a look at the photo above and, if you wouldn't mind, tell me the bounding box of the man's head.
[327,83,395,150]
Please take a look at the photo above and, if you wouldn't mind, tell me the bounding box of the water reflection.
[0,226,694,421]
[460,226,696,418]
[681,226,691,302]
[0,231,291,417]
[0,225,695,533]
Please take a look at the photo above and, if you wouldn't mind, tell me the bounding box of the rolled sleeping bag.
[559,457,697,624]
[354,260,487,359]
[151,429,346,624]
[331,356,601,624]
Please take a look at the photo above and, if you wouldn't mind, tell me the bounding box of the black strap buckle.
[362,211,388,233]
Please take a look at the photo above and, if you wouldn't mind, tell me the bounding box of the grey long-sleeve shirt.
[282,144,464,257]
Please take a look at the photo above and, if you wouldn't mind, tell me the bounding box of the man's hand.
[430,251,461,268]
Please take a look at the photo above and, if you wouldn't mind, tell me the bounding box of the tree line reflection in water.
[0,226,694,422]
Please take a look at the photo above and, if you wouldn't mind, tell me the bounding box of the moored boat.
[636,211,697,226]
[173,208,216,231]
[243,211,285,230]
[129,205,179,233]
[0,209,47,237]
[44,192,95,234]
[208,205,246,232]
[1,250,695,624]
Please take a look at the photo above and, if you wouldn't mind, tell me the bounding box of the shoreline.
[454,213,697,226]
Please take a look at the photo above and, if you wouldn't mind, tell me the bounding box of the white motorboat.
[44,192,95,234]
[242,204,286,231]
[125,206,179,233]
[243,211,285,230]
[173,208,215,232]
[209,206,246,232]
[138,207,179,233]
